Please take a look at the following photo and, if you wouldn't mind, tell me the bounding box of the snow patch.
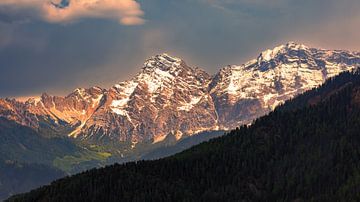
[111,99,129,109]
[178,96,202,111]
[153,134,167,143]
[110,81,138,116]
[111,108,128,116]
[69,121,87,138]
[260,45,285,61]
[92,94,103,107]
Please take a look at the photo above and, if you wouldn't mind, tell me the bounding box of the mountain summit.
[210,42,360,127]
[1,42,360,144]
[10,70,360,202]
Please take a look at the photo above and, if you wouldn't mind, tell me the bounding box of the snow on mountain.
[81,53,217,143]
[1,42,360,144]
[209,42,360,128]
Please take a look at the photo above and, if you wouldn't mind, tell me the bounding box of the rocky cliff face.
[209,42,360,129]
[1,42,360,144]
[82,54,218,143]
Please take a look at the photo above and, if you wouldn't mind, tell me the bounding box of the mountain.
[82,54,217,144]
[1,42,360,145]
[8,70,360,202]
[1,41,360,181]
[209,42,360,128]
[2,42,360,200]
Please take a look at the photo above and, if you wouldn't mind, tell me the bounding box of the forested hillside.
[8,71,360,202]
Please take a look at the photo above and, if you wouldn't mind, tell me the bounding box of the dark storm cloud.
[0,0,360,98]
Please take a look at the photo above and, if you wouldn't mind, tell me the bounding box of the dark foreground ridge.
[8,71,360,201]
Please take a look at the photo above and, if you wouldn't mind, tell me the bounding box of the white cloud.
[0,0,145,25]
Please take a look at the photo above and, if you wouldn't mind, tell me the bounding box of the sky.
[0,0,360,98]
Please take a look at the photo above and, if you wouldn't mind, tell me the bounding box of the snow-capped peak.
[285,41,309,50]
[142,53,190,76]
[73,88,86,95]
[259,45,286,61]
[258,42,309,62]
[144,53,182,67]
[211,42,360,128]
[111,54,193,106]
[3,43,360,145]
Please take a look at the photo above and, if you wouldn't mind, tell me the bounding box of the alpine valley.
[1,42,360,200]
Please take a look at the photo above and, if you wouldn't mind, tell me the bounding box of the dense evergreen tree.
[7,71,360,202]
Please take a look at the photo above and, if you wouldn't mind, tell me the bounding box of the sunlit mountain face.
[1,0,360,201]
[7,69,360,202]
[0,42,359,183]
[2,42,360,145]
[2,42,360,201]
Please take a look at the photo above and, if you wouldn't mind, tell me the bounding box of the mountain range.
[2,42,360,199]
[8,70,360,202]
[2,42,360,144]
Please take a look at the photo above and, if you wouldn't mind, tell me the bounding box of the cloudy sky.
[0,0,360,98]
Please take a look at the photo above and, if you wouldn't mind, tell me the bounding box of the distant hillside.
[8,71,360,201]
[0,118,78,165]
[0,118,111,200]
[0,160,64,201]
